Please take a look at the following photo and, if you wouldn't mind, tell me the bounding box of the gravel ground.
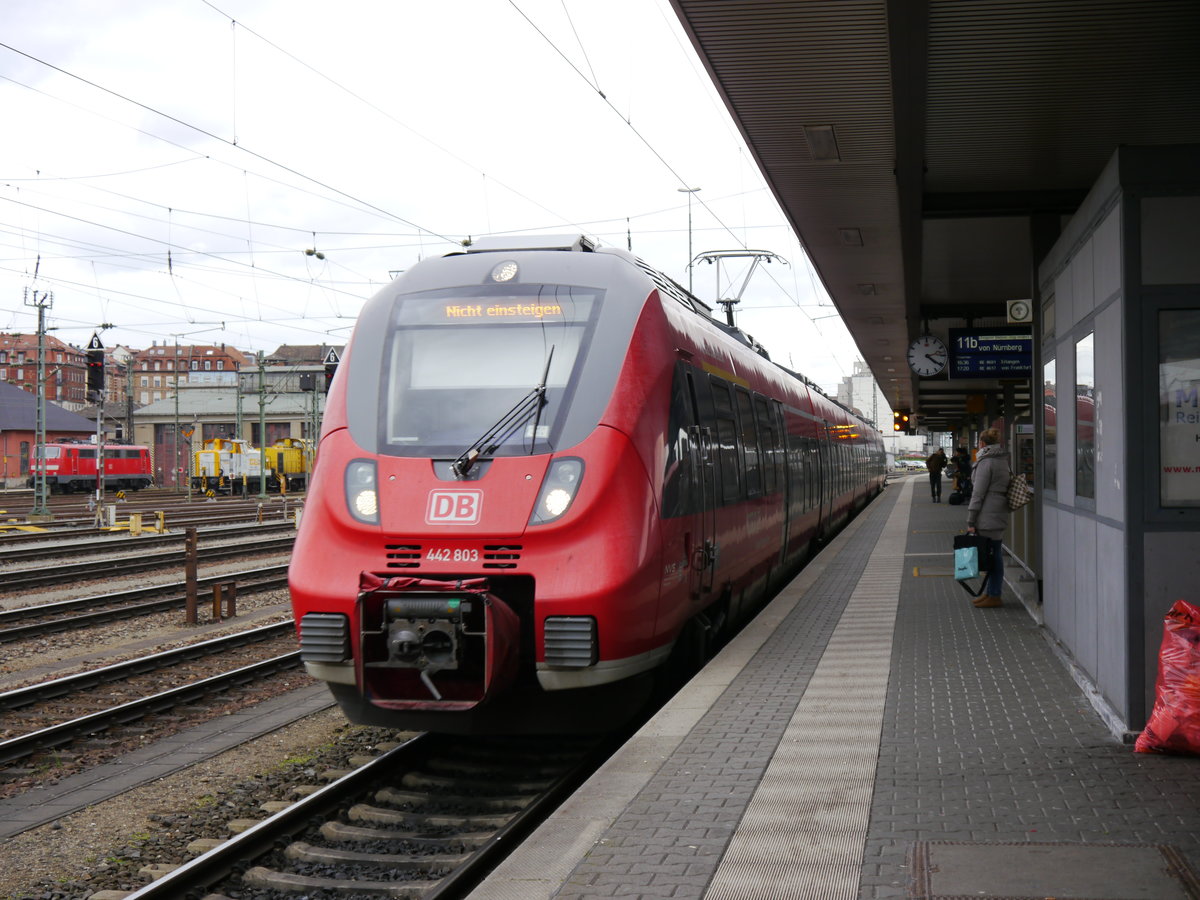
[0,570,293,688]
[0,550,291,614]
[0,704,411,899]
[0,541,375,898]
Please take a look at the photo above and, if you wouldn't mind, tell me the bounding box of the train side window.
[842,440,849,494]
[662,363,697,518]
[735,387,760,496]
[773,402,785,493]
[709,378,740,503]
[755,396,778,495]
[802,436,810,510]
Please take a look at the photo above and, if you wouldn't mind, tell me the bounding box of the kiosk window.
[1159,310,1200,507]
[1075,334,1095,500]
[1043,358,1057,492]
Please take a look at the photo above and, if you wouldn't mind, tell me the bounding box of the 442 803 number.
[425,547,479,563]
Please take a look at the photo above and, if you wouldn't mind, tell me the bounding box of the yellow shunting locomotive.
[192,437,312,493]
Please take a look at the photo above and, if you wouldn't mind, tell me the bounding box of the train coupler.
[358,574,520,708]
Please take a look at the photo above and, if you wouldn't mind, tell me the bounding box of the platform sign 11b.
[948,327,1033,378]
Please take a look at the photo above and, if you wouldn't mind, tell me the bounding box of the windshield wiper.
[451,346,555,479]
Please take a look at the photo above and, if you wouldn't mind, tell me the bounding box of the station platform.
[470,475,1200,900]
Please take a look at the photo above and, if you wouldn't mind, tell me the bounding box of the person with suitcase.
[947,446,972,505]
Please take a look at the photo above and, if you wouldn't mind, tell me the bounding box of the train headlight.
[344,460,379,524]
[529,457,584,526]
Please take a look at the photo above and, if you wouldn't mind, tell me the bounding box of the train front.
[289,239,667,733]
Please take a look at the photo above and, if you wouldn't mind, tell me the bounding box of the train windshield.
[381,285,601,457]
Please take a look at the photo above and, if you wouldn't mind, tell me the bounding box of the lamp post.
[24,288,52,521]
[169,324,223,494]
[677,187,701,294]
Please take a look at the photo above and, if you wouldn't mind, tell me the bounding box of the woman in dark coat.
[965,428,1011,608]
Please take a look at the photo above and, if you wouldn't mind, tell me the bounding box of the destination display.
[397,291,597,326]
[948,326,1033,378]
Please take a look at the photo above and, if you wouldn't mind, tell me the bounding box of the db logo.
[426,490,483,525]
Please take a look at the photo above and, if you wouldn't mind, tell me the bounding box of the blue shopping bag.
[954,545,979,580]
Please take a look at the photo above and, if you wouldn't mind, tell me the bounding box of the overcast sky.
[1,0,863,392]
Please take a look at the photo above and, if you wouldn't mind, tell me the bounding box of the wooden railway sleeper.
[319,821,492,849]
[285,841,472,872]
[347,802,515,831]
[242,866,435,897]
[374,785,532,812]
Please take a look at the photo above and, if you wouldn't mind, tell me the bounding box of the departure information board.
[948,327,1033,378]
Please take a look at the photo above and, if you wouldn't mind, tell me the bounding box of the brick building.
[0,333,87,410]
[129,343,248,406]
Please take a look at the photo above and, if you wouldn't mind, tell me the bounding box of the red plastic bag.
[1135,599,1200,755]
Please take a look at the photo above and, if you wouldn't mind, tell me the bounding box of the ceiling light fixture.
[803,124,841,162]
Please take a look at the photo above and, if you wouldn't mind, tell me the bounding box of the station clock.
[907,334,948,377]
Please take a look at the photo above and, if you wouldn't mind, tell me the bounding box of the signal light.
[893,408,911,433]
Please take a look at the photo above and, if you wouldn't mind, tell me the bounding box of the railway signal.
[86,333,105,400]
[893,409,910,433]
[323,347,340,392]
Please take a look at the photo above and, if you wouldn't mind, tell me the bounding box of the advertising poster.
[1160,310,1200,507]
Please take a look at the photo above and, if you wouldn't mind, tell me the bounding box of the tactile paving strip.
[703,482,912,900]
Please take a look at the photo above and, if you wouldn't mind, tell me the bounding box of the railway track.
[0,625,302,767]
[0,520,294,563]
[0,496,302,533]
[0,564,289,642]
[0,620,295,716]
[124,731,610,899]
[0,534,294,593]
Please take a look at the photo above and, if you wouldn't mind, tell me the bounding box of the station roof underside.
[669,0,1200,431]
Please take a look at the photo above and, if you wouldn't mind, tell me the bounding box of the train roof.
[443,234,869,429]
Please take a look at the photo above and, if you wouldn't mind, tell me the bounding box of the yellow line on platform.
[913,567,953,578]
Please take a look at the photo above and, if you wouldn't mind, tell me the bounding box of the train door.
[817,419,832,531]
[772,402,792,564]
[685,370,716,597]
[686,424,717,596]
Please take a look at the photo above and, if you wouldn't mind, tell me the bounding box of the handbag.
[954,546,979,580]
[952,533,993,597]
[1006,473,1033,511]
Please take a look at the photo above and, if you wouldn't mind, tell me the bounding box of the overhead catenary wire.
[505,0,752,255]
[0,40,454,244]
[1,6,851,389]
[199,0,583,235]
[1,15,591,345]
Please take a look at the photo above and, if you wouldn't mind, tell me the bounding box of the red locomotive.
[28,441,153,493]
[289,235,885,733]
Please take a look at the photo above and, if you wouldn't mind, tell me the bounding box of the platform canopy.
[669,0,1200,430]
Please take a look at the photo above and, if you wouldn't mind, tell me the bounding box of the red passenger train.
[28,442,153,493]
[289,235,886,733]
